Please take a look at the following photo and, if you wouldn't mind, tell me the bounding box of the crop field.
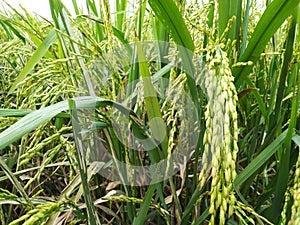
[0,0,299,224]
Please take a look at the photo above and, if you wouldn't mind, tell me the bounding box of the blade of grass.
[0,157,33,209]
[129,39,181,224]
[228,0,240,41]
[148,0,200,128]
[218,0,230,37]
[78,14,129,45]
[233,0,300,87]
[126,1,147,98]
[181,187,202,224]
[0,20,13,40]
[0,162,70,182]
[0,96,155,150]
[5,4,54,59]
[263,11,298,222]
[0,19,25,42]
[132,183,156,225]
[0,109,70,118]
[49,0,95,96]
[149,2,201,116]
[132,36,169,225]
[115,0,128,30]
[233,0,243,52]
[152,19,170,102]
[8,28,57,94]
[266,11,298,145]
[103,128,136,223]
[67,100,101,225]
[86,0,105,42]
[293,135,300,147]
[192,208,209,225]
[135,35,168,154]
[240,0,251,54]
[148,0,193,51]
[234,130,289,188]
[0,100,69,150]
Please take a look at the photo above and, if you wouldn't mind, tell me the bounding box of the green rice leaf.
[233,0,300,86]
[0,157,32,208]
[234,130,288,188]
[148,0,200,120]
[8,29,57,93]
[0,101,69,150]
[0,97,150,150]
[135,35,167,154]
[148,0,194,51]
[0,109,70,118]
[292,134,300,147]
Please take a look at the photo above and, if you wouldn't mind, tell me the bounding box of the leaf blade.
[8,29,57,93]
[234,130,288,188]
[233,0,300,86]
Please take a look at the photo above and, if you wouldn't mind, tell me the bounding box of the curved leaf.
[0,97,150,150]
[234,130,288,188]
[8,29,57,93]
[148,0,194,51]
[148,0,200,117]
[0,101,69,150]
[233,0,300,86]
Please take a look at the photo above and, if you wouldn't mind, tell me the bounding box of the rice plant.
[0,0,299,224]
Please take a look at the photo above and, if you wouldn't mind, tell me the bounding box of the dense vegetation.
[0,0,299,224]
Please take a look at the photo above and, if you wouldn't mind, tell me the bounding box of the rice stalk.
[282,86,300,223]
[288,147,300,224]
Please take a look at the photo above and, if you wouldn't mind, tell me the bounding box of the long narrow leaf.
[148,0,200,122]
[0,97,152,150]
[0,101,69,150]
[0,109,70,118]
[0,157,32,208]
[135,35,167,154]
[8,29,57,93]
[264,14,298,221]
[233,0,300,86]
[148,0,194,51]
[234,130,288,188]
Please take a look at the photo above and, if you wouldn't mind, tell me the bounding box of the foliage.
[0,0,299,224]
